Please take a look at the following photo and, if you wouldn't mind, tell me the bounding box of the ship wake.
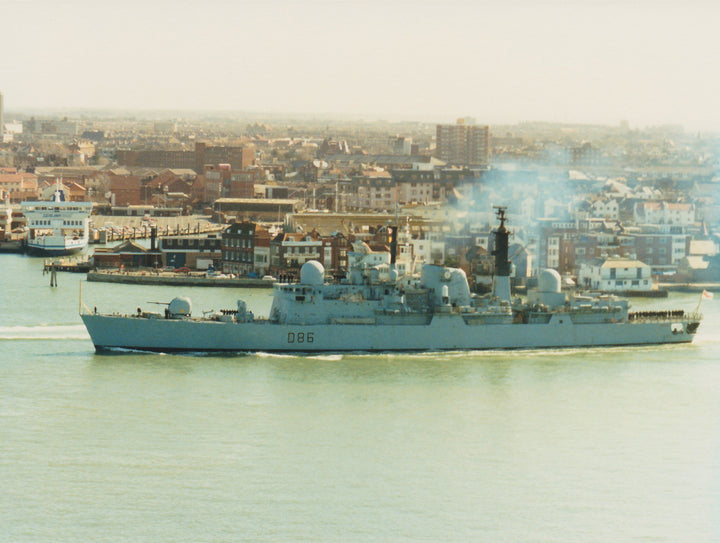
[0,324,90,340]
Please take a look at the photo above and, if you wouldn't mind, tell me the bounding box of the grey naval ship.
[81,209,702,353]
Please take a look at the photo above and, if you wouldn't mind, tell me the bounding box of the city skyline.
[3,0,720,131]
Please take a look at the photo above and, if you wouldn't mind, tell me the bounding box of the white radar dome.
[300,260,325,285]
[538,269,562,293]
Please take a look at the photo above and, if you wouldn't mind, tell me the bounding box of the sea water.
[1,253,719,542]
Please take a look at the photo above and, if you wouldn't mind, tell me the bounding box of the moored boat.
[21,183,92,256]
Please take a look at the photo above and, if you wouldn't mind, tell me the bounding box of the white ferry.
[21,185,93,256]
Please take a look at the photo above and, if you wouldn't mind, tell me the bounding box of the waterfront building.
[221,221,271,276]
[92,240,161,269]
[158,235,222,270]
[631,232,689,270]
[578,257,653,292]
[327,232,353,276]
[280,231,323,269]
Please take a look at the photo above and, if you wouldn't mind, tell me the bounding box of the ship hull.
[21,196,92,257]
[26,242,87,256]
[25,232,88,256]
[81,312,698,354]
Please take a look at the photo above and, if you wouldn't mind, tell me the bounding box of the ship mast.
[491,206,511,302]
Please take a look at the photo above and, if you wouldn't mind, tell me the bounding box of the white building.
[281,233,323,267]
[546,235,560,269]
[578,257,653,292]
[396,181,437,205]
[634,201,695,226]
[590,198,619,220]
[410,232,445,265]
[253,245,270,275]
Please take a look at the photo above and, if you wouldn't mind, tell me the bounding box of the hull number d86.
[287,332,314,344]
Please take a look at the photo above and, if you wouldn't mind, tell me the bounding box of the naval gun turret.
[168,296,192,318]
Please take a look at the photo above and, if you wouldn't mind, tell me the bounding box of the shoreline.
[659,283,720,293]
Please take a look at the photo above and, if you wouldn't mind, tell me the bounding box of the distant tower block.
[435,119,489,166]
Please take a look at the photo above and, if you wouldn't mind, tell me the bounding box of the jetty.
[43,257,93,273]
[0,239,24,253]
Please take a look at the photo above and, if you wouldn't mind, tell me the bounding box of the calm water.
[1,254,719,542]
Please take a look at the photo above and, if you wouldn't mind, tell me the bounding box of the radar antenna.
[493,206,508,230]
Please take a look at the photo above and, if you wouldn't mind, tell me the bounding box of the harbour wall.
[87,271,274,288]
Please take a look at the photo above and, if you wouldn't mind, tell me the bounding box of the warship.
[81,209,702,353]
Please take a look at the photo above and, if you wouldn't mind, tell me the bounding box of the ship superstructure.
[21,183,93,256]
[81,208,702,353]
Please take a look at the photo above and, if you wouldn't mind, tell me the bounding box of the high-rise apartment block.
[435,119,489,166]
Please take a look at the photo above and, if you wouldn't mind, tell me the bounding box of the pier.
[43,257,93,273]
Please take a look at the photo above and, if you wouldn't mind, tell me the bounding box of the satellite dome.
[300,260,325,285]
[538,269,562,293]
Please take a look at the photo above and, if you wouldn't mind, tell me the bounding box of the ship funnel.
[389,225,397,266]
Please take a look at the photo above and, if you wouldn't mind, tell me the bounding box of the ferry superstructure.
[21,186,93,256]
[81,208,702,354]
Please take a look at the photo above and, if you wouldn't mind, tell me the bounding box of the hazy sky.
[3,0,719,129]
